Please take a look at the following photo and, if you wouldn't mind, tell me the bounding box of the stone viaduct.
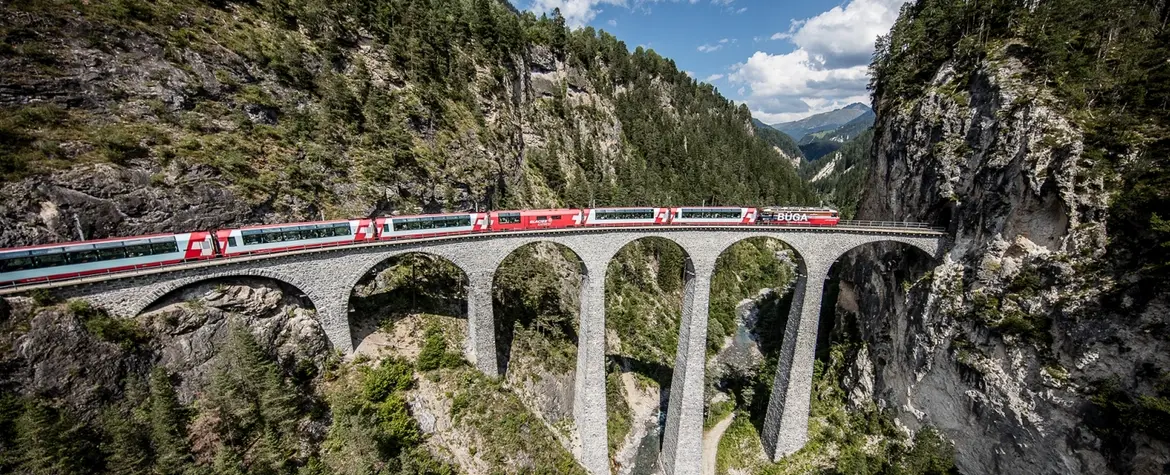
[8,226,943,475]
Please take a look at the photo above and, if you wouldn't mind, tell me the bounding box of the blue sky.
[508,0,907,124]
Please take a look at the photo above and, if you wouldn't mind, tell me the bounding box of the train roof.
[384,212,484,220]
[0,232,185,256]
[232,219,356,231]
[492,208,579,215]
[760,206,838,211]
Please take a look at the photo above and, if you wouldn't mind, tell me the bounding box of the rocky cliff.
[838,1,1170,473]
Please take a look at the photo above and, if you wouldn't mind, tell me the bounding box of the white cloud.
[528,0,627,28]
[685,70,695,78]
[711,0,735,5]
[735,7,747,13]
[719,38,729,43]
[791,0,905,68]
[607,18,618,26]
[697,43,723,53]
[704,73,725,83]
[731,0,907,123]
[770,19,805,41]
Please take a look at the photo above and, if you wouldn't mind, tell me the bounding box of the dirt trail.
[703,412,736,475]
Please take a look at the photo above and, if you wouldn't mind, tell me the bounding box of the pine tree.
[103,376,153,475]
[202,326,301,474]
[150,368,194,474]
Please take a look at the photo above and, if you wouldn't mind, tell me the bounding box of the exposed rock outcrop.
[0,278,330,412]
[838,45,1169,474]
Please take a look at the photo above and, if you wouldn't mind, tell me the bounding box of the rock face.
[0,279,330,411]
[837,46,1169,474]
[140,278,331,401]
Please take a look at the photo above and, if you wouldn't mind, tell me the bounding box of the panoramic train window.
[498,213,521,224]
[595,209,654,220]
[241,223,352,246]
[390,215,472,232]
[679,208,742,219]
[0,237,181,273]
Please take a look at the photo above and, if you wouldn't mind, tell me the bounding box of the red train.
[0,206,838,285]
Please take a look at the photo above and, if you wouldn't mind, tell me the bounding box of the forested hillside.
[799,129,872,219]
[751,118,804,167]
[0,0,812,247]
[798,112,873,145]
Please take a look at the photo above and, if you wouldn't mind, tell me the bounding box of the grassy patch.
[68,300,147,350]
[705,399,735,430]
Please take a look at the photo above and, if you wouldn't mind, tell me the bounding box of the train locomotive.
[0,206,839,285]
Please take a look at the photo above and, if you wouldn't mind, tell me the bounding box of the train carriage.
[580,207,671,226]
[489,209,580,231]
[758,207,840,226]
[0,232,214,285]
[0,205,848,288]
[217,219,376,256]
[667,207,756,225]
[375,213,489,240]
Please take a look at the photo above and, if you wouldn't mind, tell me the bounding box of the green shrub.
[69,301,147,350]
[362,358,414,402]
[372,393,422,455]
[99,129,149,165]
[902,427,958,474]
[29,289,58,307]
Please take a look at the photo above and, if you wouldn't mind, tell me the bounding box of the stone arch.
[604,235,692,376]
[757,233,944,461]
[832,236,942,263]
[703,235,806,426]
[601,235,697,473]
[133,268,320,318]
[129,269,351,353]
[490,240,587,377]
[820,238,939,349]
[345,250,472,354]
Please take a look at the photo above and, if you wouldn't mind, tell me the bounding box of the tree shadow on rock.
[348,254,468,350]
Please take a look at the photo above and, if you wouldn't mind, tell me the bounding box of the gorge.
[1,0,1169,474]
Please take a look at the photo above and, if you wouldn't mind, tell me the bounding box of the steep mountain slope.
[752,118,805,167]
[771,102,871,141]
[799,128,872,219]
[0,0,813,248]
[833,0,1170,473]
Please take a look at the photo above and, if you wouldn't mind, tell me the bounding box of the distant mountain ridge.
[771,103,871,141]
[798,109,875,145]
